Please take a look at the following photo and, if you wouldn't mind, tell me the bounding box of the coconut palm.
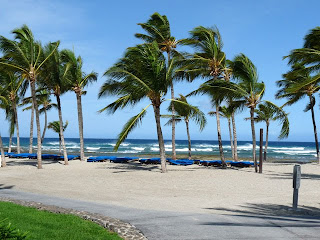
[48,120,68,154]
[276,64,320,163]
[136,12,183,160]
[99,43,198,173]
[60,49,98,161]
[209,106,235,159]
[0,72,28,154]
[0,25,59,169]
[40,43,69,165]
[165,94,206,160]
[252,101,289,161]
[21,90,57,143]
[182,26,227,164]
[0,87,8,167]
[192,54,265,171]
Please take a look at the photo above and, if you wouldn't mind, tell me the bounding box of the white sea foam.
[132,147,145,151]
[273,150,315,155]
[86,147,100,150]
[195,148,213,152]
[269,147,305,151]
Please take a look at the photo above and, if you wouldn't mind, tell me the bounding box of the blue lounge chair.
[200,160,222,167]
[230,161,254,168]
[55,155,80,160]
[169,159,194,166]
[9,153,34,158]
[139,157,172,164]
[87,156,117,162]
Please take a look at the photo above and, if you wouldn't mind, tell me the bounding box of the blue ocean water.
[2,137,318,162]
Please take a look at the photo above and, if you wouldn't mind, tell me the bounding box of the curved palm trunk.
[250,107,257,172]
[59,134,62,154]
[264,122,269,161]
[231,113,238,161]
[56,95,68,165]
[30,80,42,169]
[227,118,234,159]
[0,133,6,167]
[41,109,47,143]
[185,119,192,160]
[29,100,34,154]
[215,105,226,166]
[76,93,85,161]
[153,104,167,173]
[309,95,320,163]
[12,101,20,154]
[8,133,12,153]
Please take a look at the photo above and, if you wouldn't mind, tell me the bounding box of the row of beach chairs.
[86,156,255,168]
[1,152,80,160]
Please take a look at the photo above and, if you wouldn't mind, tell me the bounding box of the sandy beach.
[0,158,319,216]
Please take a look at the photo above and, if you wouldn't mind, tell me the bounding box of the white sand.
[0,158,319,215]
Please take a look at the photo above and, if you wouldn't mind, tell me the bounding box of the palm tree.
[48,120,68,154]
[209,106,235,159]
[99,43,198,173]
[21,90,57,143]
[0,72,27,154]
[276,64,320,163]
[0,86,8,167]
[182,26,227,164]
[252,101,289,161]
[40,43,68,165]
[165,94,206,160]
[135,12,183,160]
[0,25,59,169]
[60,49,98,161]
[193,54,265,171]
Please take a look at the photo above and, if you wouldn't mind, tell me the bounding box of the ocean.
[2,137,318,162]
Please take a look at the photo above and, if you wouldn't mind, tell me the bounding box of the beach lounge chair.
[110,156,138,163]
[230,161,254,168]
[55,155,80,160]
[87,156,117,162]
[200,160,222,167]
[9,153,34,158]
[169,159,194,166]
[139,157,171,164]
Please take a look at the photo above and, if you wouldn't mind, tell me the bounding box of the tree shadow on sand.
[101,162,198,173]
[5,158,64,168]
[0,184,14,190]
[202,203,320,228]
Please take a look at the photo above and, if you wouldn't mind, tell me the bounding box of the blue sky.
[0,0,319,142]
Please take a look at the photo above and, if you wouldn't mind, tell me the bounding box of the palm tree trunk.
[153,104,167,173]
[264,122,269,161]
[215,105,225,166]
[56,95,68,165]
[228,118,234,159]
[76,93,85,161]
[309,95,320,163]
[59,135,62,154]
[30,80,42,169]
[12,101,20,154]
[41,109,47,143]
[250,107,257,172]
[0,133,6,167]
[29,100,34,154]
[167,51,176,160]
[8,133,12,153]
[185,119,192,160]
[231,113,238,161]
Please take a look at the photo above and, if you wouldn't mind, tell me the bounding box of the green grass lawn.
[0,201,123,239]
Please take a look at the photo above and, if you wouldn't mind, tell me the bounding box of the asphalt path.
[0,189,319,239]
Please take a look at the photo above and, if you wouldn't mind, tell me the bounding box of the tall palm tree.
[135,12,183,160]
[21,90,57,143]
[252,101,289,161]
[0,72,27,154]
[0,25,59,169]
[165,94,206,160]
[0,86,8,167]
[40,43,68,165]
[60,49,98,161]
[193,54,265,171]
[276,64,320,163]
[48,120,68,154]
[182,26,227,164]
[99,43,198,173]
[209,106,235,159]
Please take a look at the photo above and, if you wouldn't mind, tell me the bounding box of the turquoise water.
[2,137,318,162]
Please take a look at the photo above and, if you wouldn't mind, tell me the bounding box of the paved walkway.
[0,189,319,239]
